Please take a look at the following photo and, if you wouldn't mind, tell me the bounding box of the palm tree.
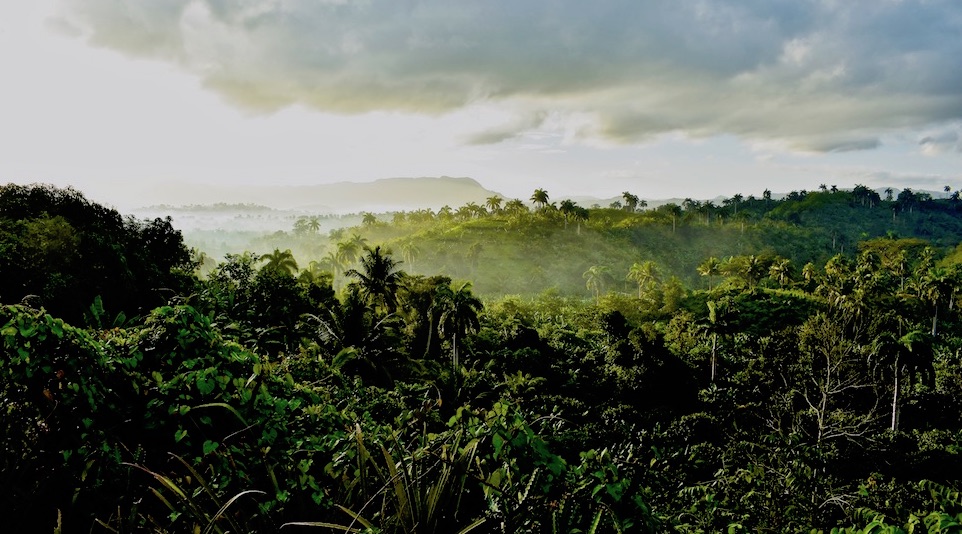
[485,196,503,214]
[307,216,321,233]
[697,257,722,290]
[260,248,298,276]
[626,260,659,298]
[504,199,527,215]
[769,258,793,288]
[337,240,360,268]
[345,246,407,313]
[400,241,421,268]
[913,266,952,336]
[701,201,717,225]
[662,203,682,233]
[319,250,345,279]
[558,199,577,229]
[455,205,474,221]
[583,265,613,300]
[361,212,378,227]
[621,192,639,212]
[572,206,589,235]
[435,282,483,372]
[298,260,327,284]
[293,217,310,236]
[706,299,730,382]
[726,255,768,289]
[530,188,549,210]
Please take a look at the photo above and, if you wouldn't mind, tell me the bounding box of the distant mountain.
[133,176,503,213]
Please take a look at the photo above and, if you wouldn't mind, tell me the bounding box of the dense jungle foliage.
[3,183,962,533]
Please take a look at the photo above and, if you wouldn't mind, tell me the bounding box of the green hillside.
[283,187,962,298]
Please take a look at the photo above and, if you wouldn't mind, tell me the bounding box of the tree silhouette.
[572,206,589,235]
[345,246,407,313]
[621,192,639,212]
[504,199,527,215]
[319,250,345,282]
[530,189,549,210]
[260,248,298,276]
[660,203,682,232]
[435,282,483,372]
[558,199,577,229]
[485,196,503,214]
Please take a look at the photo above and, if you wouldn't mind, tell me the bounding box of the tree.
[293,217,310,236]
[530,189,549,210]
[626,261,659,299]
[583,265,613,300]
[697,257,722,290]
[362,212,378,227]
[345,246,407,313]
[736,255,769,289]
[435,282,483,372]
[572,206,589,235]
[621,192,639,212]
[705,298,730,382]
[307,216,321,233]
[400,241,421,268]
[660,203,682,233]
[485,196,503,214]
[504,199,528,216]
[319,250,346,289]
[337,234,368,269]
[559,199,578,229]
[0,184,195,323]
[298,260,329,285]
[769,258,793,288]
[260,248,298,276]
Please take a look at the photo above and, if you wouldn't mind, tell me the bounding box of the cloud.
[463,109,549,145]
[54,0,962,151]
[919,128,961,155]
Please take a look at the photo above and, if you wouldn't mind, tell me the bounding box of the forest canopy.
[2,183,962,533]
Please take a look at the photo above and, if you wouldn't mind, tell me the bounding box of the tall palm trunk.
[711,332,718,382]
[891,354,900,431]
[452,330,459,372]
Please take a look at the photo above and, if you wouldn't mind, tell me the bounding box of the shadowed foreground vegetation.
[3,183,962,533]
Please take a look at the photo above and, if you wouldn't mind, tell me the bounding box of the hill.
[126,176,502,213]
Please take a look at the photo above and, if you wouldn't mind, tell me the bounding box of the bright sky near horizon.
[1,1,960,209]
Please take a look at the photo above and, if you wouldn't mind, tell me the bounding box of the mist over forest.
[4,180,962,533]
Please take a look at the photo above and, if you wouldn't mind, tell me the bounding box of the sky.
[1,0,961,209]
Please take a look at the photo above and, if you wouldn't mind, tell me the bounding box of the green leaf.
[493,433,505,457]
[174,429,188,443]
[203,440,219,455]
[196,376,216,395]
